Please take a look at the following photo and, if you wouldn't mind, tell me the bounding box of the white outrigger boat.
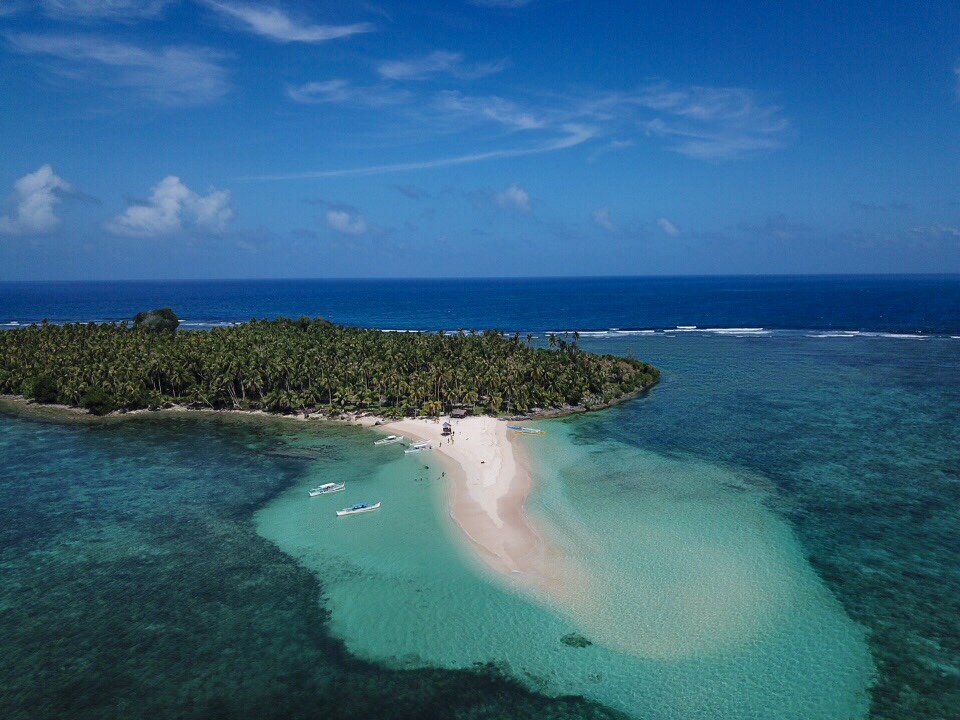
[374,434,405,446]
[404,441,433,454]
[507,425,546,435]
[336,501,381,517]
[308,482,345,496]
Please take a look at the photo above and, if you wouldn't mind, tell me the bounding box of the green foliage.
[0,318,658,416]
[133,307,180,333]
[25,374,59,404]
[80,386,116,415]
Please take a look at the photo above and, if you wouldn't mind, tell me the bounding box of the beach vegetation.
[79,386,116,415]
[24,374,59,404]
[0,317,659,416]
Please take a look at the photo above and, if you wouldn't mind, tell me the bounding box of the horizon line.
[2,272,960,284]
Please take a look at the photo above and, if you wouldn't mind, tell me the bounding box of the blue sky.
[0,0,958,280]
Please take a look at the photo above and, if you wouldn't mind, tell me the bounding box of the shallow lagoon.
[258,417,874,719]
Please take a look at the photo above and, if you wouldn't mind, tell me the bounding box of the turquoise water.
[2,332,959,718]
[0,413,617,719]
[257,419,873,718]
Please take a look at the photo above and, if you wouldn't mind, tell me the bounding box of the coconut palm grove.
[0,314,658,417]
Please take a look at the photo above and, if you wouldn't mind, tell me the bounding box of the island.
[0,315,658,418]
[0,314,659,589]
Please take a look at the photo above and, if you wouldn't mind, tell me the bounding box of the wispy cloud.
[242,124,594,180]
[326,207,368,236]
[106,175,233,237]
[0,164,72,236]
[434,90,545,130]
[657,217,681,237]
[286,79,410,106]
[0,2,23,18]
[633,85,788,159]
[910,224,960,239]
[850,200,911,213]
[550,84,789,159]
[247,79,787,180]
[592,207,615,232]
[202,1,373,43]
[588,139,634,162]
[737,214,811,240]
[494,183,530,212]
[429,83,787,159]
[378,51,505,81]
[6,33,230,106]
[39,0,174,20]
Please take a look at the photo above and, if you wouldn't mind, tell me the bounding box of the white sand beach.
[382,416,572,592]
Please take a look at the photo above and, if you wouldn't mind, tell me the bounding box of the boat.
[507,425,546,435]
[336,501,381,517]
[308,482,345,496]
[374,435,404,446]
[404,441,433,454]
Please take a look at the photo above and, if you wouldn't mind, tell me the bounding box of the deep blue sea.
[1,275,958,719]
[2,275,960,335]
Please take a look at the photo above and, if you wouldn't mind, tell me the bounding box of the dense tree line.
[0,317,659,416]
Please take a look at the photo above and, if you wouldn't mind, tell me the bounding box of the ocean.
[2,275,960,334]
[1,275,958,719]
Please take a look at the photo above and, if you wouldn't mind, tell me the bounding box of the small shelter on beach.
[441,421,452,436]
[450,408,468,419]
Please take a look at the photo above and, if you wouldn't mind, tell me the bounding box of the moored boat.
[374,435,404,446]
[507,425,546,435]
[309,482,345,496]
[336,501,381,517]
[404,441,432,454]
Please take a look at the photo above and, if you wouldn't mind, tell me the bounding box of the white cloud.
[657,217,681,237]
[286,79,409,106]
[242,124,594,180]
[202,1,373,43]
[592,207,615,232]
[326,208,367,236]
[378,51,505,81]
[495,183,530,212]
[7,34,229,106]
[910,224,960,239]
[634,85,788,159]
[106,176,233,237]
[0,164,72,236]
[737,214,811,240]
[245,79,787,182]
[40,0,173,20]
[434,90,545,130]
